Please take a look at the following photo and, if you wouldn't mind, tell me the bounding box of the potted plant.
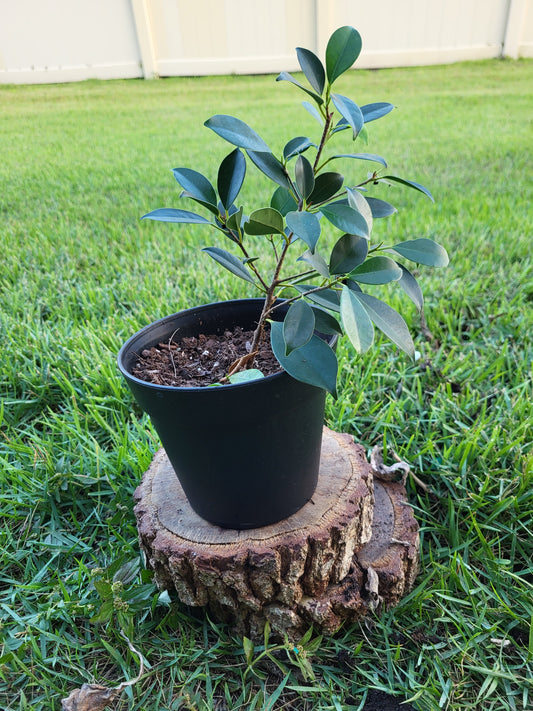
[118,26,448,529]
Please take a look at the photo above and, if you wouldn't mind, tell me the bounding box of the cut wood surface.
[134,427,419,639]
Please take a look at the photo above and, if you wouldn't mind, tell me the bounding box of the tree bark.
[134,427,419,639]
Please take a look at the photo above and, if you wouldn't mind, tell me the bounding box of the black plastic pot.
[118,299,331,529]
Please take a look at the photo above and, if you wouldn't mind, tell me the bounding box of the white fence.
[1,0,532,85]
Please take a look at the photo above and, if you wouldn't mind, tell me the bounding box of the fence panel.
[1,0,531,85]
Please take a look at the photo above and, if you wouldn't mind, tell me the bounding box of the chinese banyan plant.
[143,26,449,397]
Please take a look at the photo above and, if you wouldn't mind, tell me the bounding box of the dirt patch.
[362,690,416,711]
[130,326,281,387]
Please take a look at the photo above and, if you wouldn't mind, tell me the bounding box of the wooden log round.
[134,427,419,639]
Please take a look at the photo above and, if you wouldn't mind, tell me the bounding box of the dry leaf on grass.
[61,632,144,710]
[61,683,119,711]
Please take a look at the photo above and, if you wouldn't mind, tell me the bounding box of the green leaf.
[391,238,449,267]
[329,233,368,275]
[361,102,394,123]
[172,167,217,207]
[325,26,362,84]
[340,286,374,353]
[308,172,344,206]
[346,188,373,235]
[295,285,340,312]
[114,559,141,584]
[295,155,315,200]
[296,47,325,94]
[179,191,220,217]
[310,306,342,335]
[217,148,246,210]
[354,292,415,357]
[283,300,315,355]
[320,203,369,238]
[276,71,324,105]
[366,197,398,218]
[397,263,424,311]
[228,369,264,384]
[271,186,298,216]
[380,175,434,201]
[331,94,364,139]
[142,208,211,224]
[246,150,291,190]
[90,600,114,624]
[202,247,255,283]
[297,248,330,278]
[334,152,387,168]
[350,256,403,284]
[286,211,321,252]
[93,579,113,598]
[302,101,324,126]
[283,136,314,160]
[243,637,255,665]
[271,322,337,397]
[226,206,244,236]
[244,207,285,236]
[204,115,270,152]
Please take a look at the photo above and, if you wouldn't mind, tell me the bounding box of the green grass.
[1,59,532,710]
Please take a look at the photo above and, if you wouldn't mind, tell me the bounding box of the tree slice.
[134,427,419,639]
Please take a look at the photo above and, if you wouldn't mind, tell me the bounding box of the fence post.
[131,0,158,78]
[503,0,527,58]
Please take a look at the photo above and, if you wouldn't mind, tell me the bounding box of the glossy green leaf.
[346,188,373,234]
[283,300,315,355]
[276,71,324,105]
[297,248,330,278]
[361,102,394,123]
[226,206,244,238]
[228,369,265,384]
[310,306,342,335]
[295,285,340,312]
[302,101,324,126]
[244,207,285,236]
[354,292,415,357]
[340,286,374,353]
[308,172,344,206]
[331,94,364,139]
[366,197,398,218]
[320,203,369,238]
[350,256,403,284]
[295,155,315,200]
[334,152,387,168]
[179,191,220,217]
[271,186,298,216]
[380,175,434,201]
[142,208,211,224]
[202,247,255,283]
[246,150,291,190]
[217,148,246,210]
[397,263,424,311]
[283,136,314,160]
[204,115,270,152]
[391,238,449,267]
[172,167,217,208]
[286,211,321,252]
[329,233,368,274]
[296,47,326,94]
[325,26,362,84]
[271,322,337,397]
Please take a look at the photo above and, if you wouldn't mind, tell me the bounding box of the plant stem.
[313,107,333,172]
[248,238,292,364]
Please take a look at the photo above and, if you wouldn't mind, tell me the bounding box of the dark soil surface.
[361,690,416,710]
[131,326,281,387]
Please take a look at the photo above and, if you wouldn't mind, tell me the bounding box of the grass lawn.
[0,58,532,710]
